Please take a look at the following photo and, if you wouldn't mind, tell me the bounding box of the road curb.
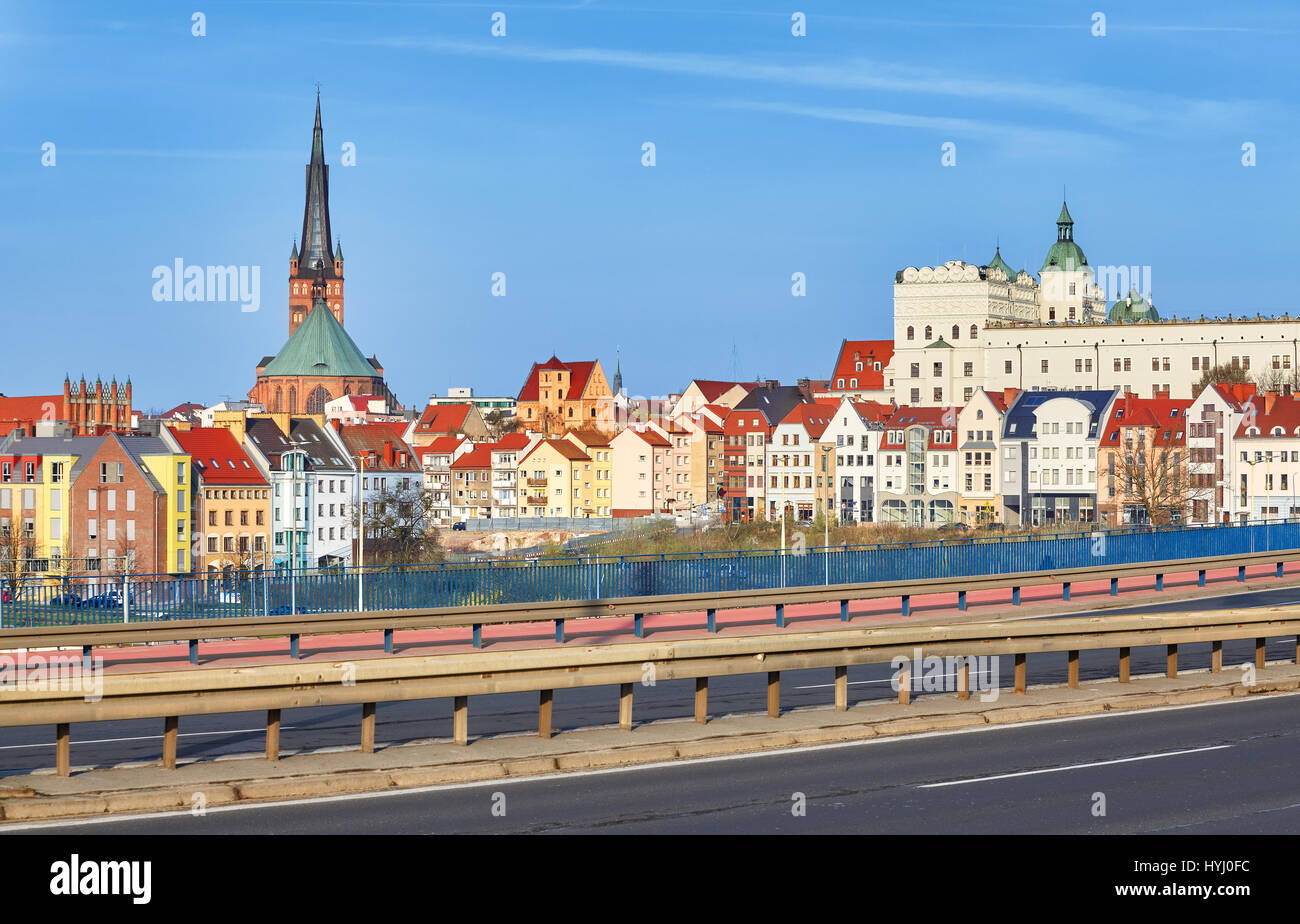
[1,676,1293,824]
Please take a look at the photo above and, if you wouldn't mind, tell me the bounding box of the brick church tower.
[288,92,344,336]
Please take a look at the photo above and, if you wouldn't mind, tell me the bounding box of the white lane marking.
[916,745,1232,789]
[0,727,299,751]
[2,691,1294,832]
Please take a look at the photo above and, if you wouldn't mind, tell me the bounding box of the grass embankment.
[538,518,1089,559]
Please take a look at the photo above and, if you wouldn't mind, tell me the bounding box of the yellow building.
[517,439,594,518]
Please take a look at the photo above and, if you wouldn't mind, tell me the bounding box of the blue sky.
[1,0,1296,410]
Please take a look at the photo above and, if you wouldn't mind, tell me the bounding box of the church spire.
[300,94,335,278]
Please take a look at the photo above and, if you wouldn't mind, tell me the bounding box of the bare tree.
[483,409,518,439]
[0,514,31,600]
[354,481,443,566]
[1116,443,1208,526]
[1254,367,1300,396]
[1194,363,1252,395]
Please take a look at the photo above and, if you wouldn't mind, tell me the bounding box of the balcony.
[526,477,547,487]
[525,495,548,506]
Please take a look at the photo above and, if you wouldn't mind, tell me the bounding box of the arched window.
[306,385,331,415]
[924,326,933,340]
[907,326,915,341]
[850,378,858,389]
[288,387,297,413]
[952,325,960,340]
[274,387,283,413]
[970,325,979,339]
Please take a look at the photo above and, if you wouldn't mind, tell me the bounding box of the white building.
[820,398,889,524]
[876,406,960,526]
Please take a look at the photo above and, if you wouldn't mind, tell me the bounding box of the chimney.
[1156,387,1171,400]
[1266,390,1279,414]
[765,379,779,390]
[383,440,394,467]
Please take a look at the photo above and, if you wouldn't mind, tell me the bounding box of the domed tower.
[1108,290,1160,323]
[1037,201,1105,323]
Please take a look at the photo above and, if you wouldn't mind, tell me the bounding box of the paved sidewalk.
[20,560,1300,676]
[2,662,1297,824]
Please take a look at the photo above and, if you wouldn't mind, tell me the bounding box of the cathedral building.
[248,96,399,416]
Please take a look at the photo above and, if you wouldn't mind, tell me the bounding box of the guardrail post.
[775,604,785,628]
[1062,582,1070,601]
[162,716,179,770]
[695,677,708,723]
[707,608,717,632]
[1198,570,1206,587]
[1110,578,1118,596]
[835,665,848,710]
[189,639,198,665]
[538,690,553,739]
[472,624,482,648]
[634,614,644,638]
[289,634,299,659]
[840,599,849,622]
[81,645,91,671]
[957,590,966,611]
[453,696,468,745]
[384,628,393,654]
[1014,654,1027,693]
[1067,650,1079,688]
[1166,644,1178,678]
[767,671,780,717]
[1155,574,1163,592]
[1238,565,1246,582]
[957,659,970,701]
[1119,647,1131,682]
[897,669,910,706]
[1011,587,1020,606]
[361,702,376,753]
[56,723,70,777]
[1278,562,1284,578]
[619,683,633,730]
[1256,637,1266,671]
[266,709,281,761]
[1212,640,1223,673]
[555,619,565,644]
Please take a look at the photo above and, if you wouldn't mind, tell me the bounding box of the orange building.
[515,356,614,436]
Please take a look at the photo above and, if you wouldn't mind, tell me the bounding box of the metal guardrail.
[4,519,1300,629]
[6,604,1299,776]
[3,547,1299,664]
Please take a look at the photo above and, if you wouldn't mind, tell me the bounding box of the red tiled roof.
[777,402,839,438]
[520,438,591,464]
[829,340,894,392]
[415,403,472,434]
[1235,394,1300,439]
[517,357,596,402]
[689,380,748,403]
[170,427,267,485]
[1212,382,1258,410]
[0,395,62,433]
[852,400,895,423]
[1100,396,1192,447]
[337,423,417,471]
[493,433,531,450]
[418,435,465,455]
[451,446,494,469]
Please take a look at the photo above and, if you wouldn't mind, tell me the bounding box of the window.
[1041,360,1049,373]
[970,325,978,340]
[1004,360,1013,374]
[964,362,973,377]
[906,326,914,341]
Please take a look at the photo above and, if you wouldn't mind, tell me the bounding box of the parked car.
[937,522,969,532]
[48,592,84,608]
[451,521,467,531]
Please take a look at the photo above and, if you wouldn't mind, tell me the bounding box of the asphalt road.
[12,690,1299,834]
[2,584,1298,779]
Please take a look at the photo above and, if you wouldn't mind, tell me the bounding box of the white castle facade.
[887,203,1300,407]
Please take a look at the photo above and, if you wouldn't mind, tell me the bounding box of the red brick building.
[0,376,135,437]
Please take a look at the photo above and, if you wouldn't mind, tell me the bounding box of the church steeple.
[300,93,335,278]
[289,93,344,337]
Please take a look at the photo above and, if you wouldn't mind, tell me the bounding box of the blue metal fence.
[3,520,1298,629]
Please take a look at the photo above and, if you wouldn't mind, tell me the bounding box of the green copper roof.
[1041,200,1086,271]
[988,246,1017,280]
[1107,291,1160,323]
[259,301,377,378]
[923,337,954,350]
